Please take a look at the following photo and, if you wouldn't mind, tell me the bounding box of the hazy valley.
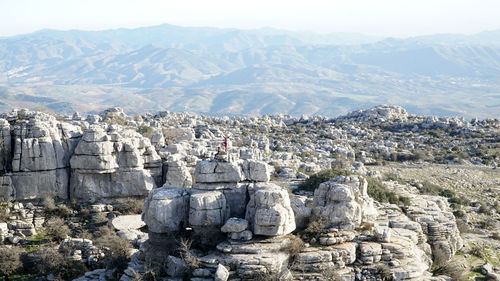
[1,24,500,118]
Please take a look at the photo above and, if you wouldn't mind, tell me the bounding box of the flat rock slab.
[111,214,145,231]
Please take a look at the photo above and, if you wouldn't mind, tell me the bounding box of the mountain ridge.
[0,24,499,118]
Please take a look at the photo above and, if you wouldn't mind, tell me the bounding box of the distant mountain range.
[0,24,499,118]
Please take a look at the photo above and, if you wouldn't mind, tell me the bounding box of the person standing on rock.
[222,135,230,152]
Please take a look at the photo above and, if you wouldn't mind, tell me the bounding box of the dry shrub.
[43,197,72,218]
[35,246,88,281]
[284,234,306,259]
[320,266,344,281]
[455,219,471,234]
[432,258,467,281]
[377,264,394,281]
[300,215,327,242]
[469,243,488,259]
[0,246,24,278]
[492,232,500,241]
[116,199,144,215]
[94,227,132,278]
[44,217,70,242]
[178,238,200,271]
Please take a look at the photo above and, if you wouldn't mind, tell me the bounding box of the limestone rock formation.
[0,111,82,201]
[313,175,377,230]
[246,183,296,236]
[141,186,189,233]
[70,126,161,201]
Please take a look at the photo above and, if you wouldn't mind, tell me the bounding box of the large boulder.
[246,183,296,236]
[240,160,271,182]
[313,175,377,230]
[189,190,229,229]
[142,186,189,233]
[194,161,243,183]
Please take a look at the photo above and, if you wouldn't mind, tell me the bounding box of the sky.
[0,0,499,37]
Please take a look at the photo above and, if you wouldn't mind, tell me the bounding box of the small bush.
[491,232,500,241]
[137,126,154,138]
[94,228,131,278]
[377,264,394,281]
[297,168,349,191]
[432,259,466,281]
[43,198,72,218]
[116,199,144,215]
[35,246,88,280]
[300,216,327,242]
[455,219,471,234]
[478,202,490,214]
[0,246,24,279]
[0,208,9,222]
[320,266,344,281]
[367,178,410,206]
[419,181,442,195]
[453,210,466,219]
[469,243,488,259]
[283,234,306,259]
[44,217,70,242]
[177,238,200,272]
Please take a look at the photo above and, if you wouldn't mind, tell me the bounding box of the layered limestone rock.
[0,111,82,201]
[165,155,192,188]
[194,160,243,183]
[312,175,377,230]
[70,126,162,201]
[406,195,464,264]
[142,186,189,233]
[245,183,296,236]
[189,190,229,230]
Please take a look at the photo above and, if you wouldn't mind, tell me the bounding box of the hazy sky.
[1,0,499,37]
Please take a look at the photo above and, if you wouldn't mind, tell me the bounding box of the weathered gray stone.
[214,264,229,281]
[246,183,295,236]
[189,190,228,228]
[221,218,248,233]
[142,187,189,233]
[194,161,243,183]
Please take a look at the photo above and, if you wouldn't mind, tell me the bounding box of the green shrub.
[44,217,70,242]
[367,178,410,206]
[453,210,466,219]
[438,189,456,198]
[137,126,154,138]
[297,168,349,191]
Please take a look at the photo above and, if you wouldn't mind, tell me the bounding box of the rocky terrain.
[0,105,499,281]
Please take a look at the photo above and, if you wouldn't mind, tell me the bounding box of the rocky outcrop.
[312,175,377,230]
[245,183,296,236]
[70,126,162,201]
[141,186,189,233]
[0,111,82,201]
[405,195,464,264]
